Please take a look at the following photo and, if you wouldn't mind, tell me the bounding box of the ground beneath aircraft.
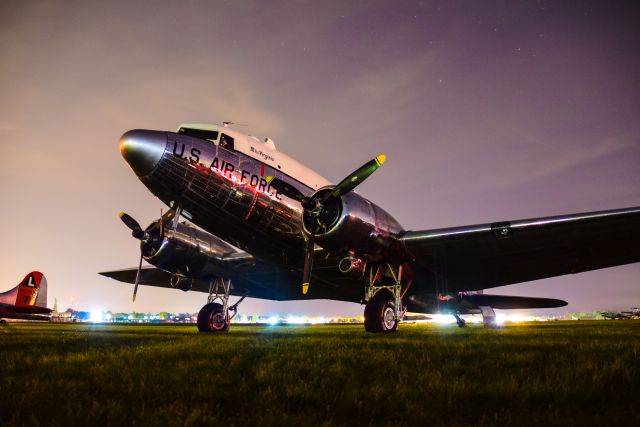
[1,321,638,425]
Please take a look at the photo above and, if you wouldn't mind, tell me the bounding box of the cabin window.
[220,133,235,151]
[178,127,219,142]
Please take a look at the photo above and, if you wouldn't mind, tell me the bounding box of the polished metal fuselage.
[138,131,403,266]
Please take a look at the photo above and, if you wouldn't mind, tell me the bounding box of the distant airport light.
[286,315,306,324]
[90,310,104,323]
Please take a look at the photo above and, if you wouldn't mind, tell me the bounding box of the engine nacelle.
[303,188,405,262]
[142,221,241,282]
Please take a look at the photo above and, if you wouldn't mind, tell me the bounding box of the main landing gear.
[197,278,246,333]
[363,263,406,333]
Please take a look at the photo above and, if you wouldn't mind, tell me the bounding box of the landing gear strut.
[479,306,498,328]
[363,263,406,333]
[197,278,246,333]
[454,314,466,328]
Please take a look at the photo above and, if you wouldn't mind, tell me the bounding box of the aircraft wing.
[100,251,363,303]
[401,206,640,293]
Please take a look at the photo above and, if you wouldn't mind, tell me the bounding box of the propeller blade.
[322,154,386,202]
[301,224,316,295]
[265,176,306,202]
[119,211,144,239]
[119,211,141,232]
[132,252,143,303]
[159,209,163,237]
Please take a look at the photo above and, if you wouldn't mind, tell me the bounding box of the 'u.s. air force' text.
[171,141,282,199]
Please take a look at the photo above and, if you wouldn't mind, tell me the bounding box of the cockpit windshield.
[178,127,219,142]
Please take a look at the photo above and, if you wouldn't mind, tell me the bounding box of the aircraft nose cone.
[119,130,166,176]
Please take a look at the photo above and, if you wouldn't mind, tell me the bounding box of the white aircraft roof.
[177,123,330,190]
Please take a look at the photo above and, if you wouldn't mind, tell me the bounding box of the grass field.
[1,321,639,426]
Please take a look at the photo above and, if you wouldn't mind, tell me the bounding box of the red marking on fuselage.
[260,164,265,177]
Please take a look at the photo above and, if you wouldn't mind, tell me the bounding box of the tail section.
[0,271,48,308]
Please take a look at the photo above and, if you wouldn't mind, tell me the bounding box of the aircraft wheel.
[364,291,398,333]
[197,303,230,333]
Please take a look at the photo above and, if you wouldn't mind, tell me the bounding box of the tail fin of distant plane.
[0,271,48,308]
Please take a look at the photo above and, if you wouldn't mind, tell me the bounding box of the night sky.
[1,1,638,316]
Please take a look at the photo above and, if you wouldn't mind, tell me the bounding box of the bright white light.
[509,314,528,323]
[310,317,326,325]
[495,313,537,324]
[496,313,507,325]
[90,310,103,323]
[466,315,482,324]
[287,315,306,324]
[431,314,456,324]
[268,316,279,325]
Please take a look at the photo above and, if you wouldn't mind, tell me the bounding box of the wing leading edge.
[401,206,640,293]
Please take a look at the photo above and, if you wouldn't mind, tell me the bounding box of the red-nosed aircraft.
[101,123,640,333]
[0,271,52,322]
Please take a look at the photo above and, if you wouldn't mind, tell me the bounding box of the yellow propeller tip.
[302,283,309,295]
[265,176,275,184]
[118,211,126,218]
[375,154,386,166]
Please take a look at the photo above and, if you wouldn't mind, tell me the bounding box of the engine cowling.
[141,220,241,282]
[302,188,405,262]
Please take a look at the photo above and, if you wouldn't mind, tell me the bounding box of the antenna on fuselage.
[222,121,247,128]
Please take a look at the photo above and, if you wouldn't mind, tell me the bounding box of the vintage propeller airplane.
[0,271,51,322]
[101,123,640,333]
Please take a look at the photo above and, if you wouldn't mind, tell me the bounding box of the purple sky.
[1,1,638,316]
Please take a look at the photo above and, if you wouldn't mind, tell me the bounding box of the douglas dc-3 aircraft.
[101,123,640,333]
[0,271,51,322]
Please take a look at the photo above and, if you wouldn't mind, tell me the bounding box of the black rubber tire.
[364,291,398,333]
[197,303,230,333]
